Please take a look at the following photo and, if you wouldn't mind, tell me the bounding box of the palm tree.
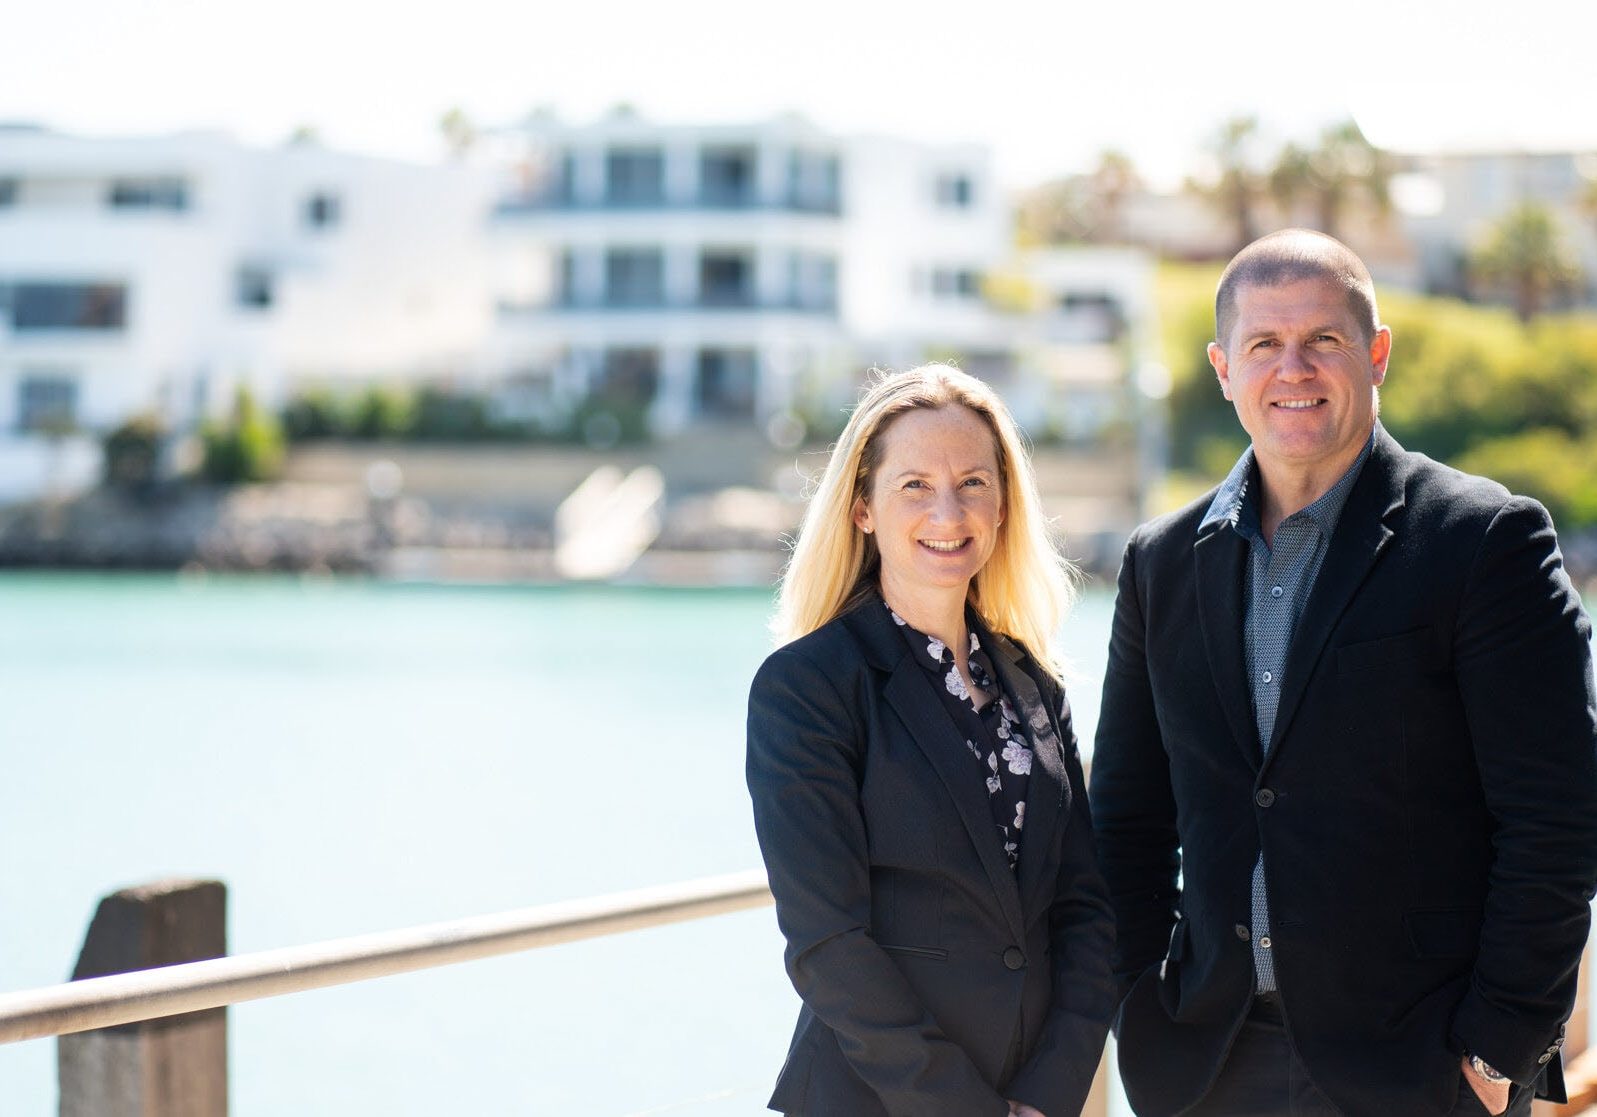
[1304,120,1393,238]
[1190,116,1264,254]
[1471,201,1582,323]
[1089,149,1142,244]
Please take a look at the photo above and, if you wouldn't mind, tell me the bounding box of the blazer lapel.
[986,639,1070,928]
[884,661,1027,940]
[1263,429,1406,766]
[1194,519,1262,768]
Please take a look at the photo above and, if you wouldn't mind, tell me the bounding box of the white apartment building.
[484,112,1010,437]
[0,126,493,498]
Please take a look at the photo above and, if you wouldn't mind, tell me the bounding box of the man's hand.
[1461,1054,1510,1115]
[1007,1103,1046,1117]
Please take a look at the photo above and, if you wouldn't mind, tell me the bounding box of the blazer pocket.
[1337,628,1438,675]
[1404,908,1481,958]
[879,943,949,962]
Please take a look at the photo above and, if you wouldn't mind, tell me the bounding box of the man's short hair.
[1214,229,1380,349]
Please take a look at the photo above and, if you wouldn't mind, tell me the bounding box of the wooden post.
[58,879,227,1117]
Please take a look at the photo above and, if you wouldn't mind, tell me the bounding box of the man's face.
[1207,277,1391,480]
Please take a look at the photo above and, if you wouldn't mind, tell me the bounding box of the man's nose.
[1278,343,1314,379]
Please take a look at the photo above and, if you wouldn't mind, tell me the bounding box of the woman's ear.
[852,495,873,534]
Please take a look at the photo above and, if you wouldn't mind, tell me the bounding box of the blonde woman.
[746,365,1115,1117]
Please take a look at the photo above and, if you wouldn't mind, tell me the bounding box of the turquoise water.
[0,574,1116,1115]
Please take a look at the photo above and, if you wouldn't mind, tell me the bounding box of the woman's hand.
[1008,1103,1047,1117]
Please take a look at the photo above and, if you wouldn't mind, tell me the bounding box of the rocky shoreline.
[5,481,1593,596]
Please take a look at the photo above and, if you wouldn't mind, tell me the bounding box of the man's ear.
[1369,325,1392,386]
[1208,341,1232,401]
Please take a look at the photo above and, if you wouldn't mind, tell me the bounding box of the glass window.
[11,283,127,330]
[17,376,78,433]
[701,146,756,207]
[604,249,664,307]
[935,172,973,208]
[700,251,754,307]
[108,177,189,210]
[787,151,841,213]
[237,266,274,309]
[695,348,758,419]
[0,178,17,207]
[605,149,664,206]
[304,192,342,229]
[596,347,660,405]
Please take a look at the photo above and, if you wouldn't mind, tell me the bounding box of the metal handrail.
[0,869,772,1045]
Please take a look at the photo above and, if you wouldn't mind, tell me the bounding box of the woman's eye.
[962,477,988,488]
[904,479,927,491]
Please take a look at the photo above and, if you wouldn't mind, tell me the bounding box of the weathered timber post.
[58,879,227,1117]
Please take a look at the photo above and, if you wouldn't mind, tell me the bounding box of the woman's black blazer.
[746,598,1116,1117]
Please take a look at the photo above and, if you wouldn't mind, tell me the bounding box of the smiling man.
[1090,229,1597,1116]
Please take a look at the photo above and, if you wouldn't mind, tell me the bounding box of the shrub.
[103,414,167,491]
[201,388,285,484]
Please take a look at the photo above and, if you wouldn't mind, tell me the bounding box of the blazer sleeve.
[746,644,1010,1116]
[1447,497,1597,1084]
[1088,533,1184,994]
[1005,690,1118,1117]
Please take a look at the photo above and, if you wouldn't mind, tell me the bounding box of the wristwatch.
[1468,1053,1510,1083]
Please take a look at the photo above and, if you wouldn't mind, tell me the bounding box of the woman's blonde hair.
[773,363,1075,677]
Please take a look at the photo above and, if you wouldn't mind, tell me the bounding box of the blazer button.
[1003,946,1026,971]
[1234,924,1251,942]
[1255,788,1276,808]
[1539,1053,1553,1064]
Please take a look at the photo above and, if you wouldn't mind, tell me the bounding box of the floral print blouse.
[887,602,1034,871]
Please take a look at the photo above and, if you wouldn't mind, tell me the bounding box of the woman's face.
[852,405,1004,601]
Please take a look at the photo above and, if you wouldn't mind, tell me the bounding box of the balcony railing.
[494,193,842,217]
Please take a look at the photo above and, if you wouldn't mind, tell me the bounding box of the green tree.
[1471,202,1582,323]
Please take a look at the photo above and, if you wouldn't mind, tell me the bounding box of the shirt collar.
[1198,429,1376,541]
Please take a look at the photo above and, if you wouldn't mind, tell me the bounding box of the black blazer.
[1090,426,1597,1117]
[746,598,1116,1116]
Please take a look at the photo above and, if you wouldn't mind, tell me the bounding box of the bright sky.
[6,0,1594,191]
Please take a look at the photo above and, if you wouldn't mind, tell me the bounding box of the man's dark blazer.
[1089,425,1597,1117]
[746,596,1116,1116]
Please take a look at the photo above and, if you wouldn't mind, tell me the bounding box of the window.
[935,172,974,209]
[701,146,756,207]
[787,151,841,213]
[605,148,664,206]
[236,266,274,309]
[558,250,579,305]
[303,192,342,229]
[788,253,837,311]
[0,178,16,207]
[596,347,660,405]
[700,251,754,307]
[930,268,981,299]
[108,177,189,211]
[695,348,758,419]
[17,376,78,433]
[604,248,664,307]
[11,282,127,330]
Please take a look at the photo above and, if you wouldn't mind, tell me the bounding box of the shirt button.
[1234,924,1251,942]
[1261,670,1273,684]
[1271,585,1284,598]
[1259,935,1273,949]
[1255,788,1276,808]
[1539,1053,1553,1064]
